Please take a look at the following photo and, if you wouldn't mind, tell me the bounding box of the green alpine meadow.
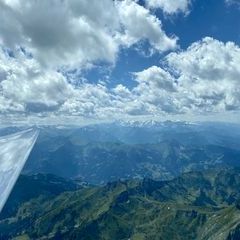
[1,168,240,239]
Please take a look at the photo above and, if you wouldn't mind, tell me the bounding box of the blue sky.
[87,0,240,88]
[0,0,240,125]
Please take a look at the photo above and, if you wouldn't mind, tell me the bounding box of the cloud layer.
[0,0,176,68]
[61,38,240,119]
[0,0,239,123]
[145,0,191,14]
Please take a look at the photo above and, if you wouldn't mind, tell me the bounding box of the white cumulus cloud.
[0,1,239,123]
[145,0,191,14]
[0,48,73,113]
[225,0,240,6]
[0,0,177,69]
[135,37,240,114]
[115,0,177,52]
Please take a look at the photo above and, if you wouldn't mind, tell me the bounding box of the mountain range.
[1,121,240,239]
[1,168,240,239]
[2,121,238,184]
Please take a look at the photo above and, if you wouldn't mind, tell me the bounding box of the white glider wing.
[0,129,39,212]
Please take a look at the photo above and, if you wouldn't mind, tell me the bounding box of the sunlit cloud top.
[0,0,240,124]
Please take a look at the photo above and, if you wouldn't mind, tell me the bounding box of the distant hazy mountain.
[1,168,240,239]
[1,121,240,184]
